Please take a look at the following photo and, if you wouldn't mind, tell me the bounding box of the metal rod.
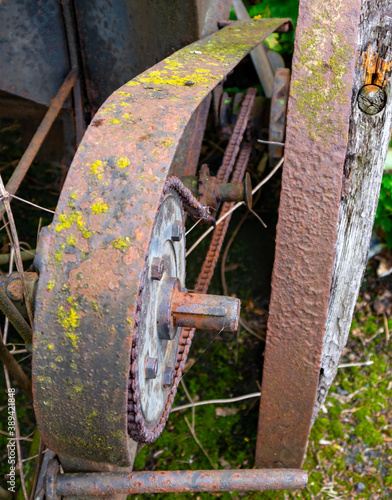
[61,0,86,145]
[0,249,35,266]
[54,469,308,496]
[0,337,33,399]
[0,286,33,344]
[172,289,240,332]
[231,0,274,97]
[0,70,77,220]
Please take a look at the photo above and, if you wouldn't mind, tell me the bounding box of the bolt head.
[6,279,23,302]
[358,84,386,115]
[163,367,175,388]
[145,357,158,379]
[150,257,164,280]
[171,220,183,242]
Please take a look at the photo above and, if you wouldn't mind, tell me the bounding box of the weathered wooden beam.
[314,0,392,420]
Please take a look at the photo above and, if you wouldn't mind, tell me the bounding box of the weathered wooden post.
[314,0,392,418]
[256,0,392,468]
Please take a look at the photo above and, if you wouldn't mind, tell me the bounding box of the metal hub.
[136,190,185,427]
[128,185,240,443]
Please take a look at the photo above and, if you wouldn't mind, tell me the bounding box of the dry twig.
[383,312,390,345]
[0,176,34,328]
[3,368,28,500]
[172,392,261,413]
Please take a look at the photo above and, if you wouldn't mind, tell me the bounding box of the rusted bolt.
[145,357,158,380]
[6,278,24,302]
[171,220,183,242]
[163,367,175,388]
[358,84,386,115]
[5,272,39,303]
[150,257,164,281]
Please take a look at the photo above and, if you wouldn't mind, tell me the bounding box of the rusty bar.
[0,284,33,344]
[61,0,85,145]
[217,172,252,208]
[232,0,274,97]
[0,70,77,219]
[255,0,362,469]
[217,182,244,203]
[269,68,290,166]
[0,337,33,399]
[172,289,240,332]
[0,249,36,266]
[54,469,308,496]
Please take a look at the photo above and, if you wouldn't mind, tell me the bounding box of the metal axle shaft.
[172,288,240,332]
[48,464,307,497]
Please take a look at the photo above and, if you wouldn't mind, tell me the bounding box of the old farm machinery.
[0,0,392,496]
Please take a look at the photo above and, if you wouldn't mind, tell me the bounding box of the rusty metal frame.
[255,0,362,469]
[32,18,292,468]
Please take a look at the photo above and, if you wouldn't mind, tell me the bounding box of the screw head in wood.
[357,84,386,115]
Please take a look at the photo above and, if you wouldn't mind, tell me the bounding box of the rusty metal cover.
[0,1,69,106]
[32,18,292,467]
[255,0,362,469]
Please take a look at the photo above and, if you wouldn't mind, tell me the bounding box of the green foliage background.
[231,0,299,54]
[375,172,392,249]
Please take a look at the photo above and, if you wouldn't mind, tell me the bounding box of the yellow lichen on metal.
[57,305,80,333]
[67,235,77,246]
[117,157,130,169]
[112,237,130,251]
[90,201,109,214]
[55,212,86,233]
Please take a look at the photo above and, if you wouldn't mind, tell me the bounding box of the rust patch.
[68,248,121,302]
[362,45,392,87]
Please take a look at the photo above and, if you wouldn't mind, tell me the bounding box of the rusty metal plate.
[0,0,70,106]
[255,0,362,469]
[32,17,292,467]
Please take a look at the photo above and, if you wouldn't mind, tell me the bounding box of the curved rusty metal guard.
[32,18,291,467]
[255,0,362,469]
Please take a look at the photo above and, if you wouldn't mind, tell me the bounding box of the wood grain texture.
[314,0,392,421]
